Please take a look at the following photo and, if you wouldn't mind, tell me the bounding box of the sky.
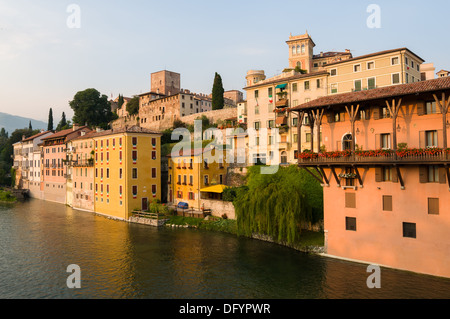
[1,0,450,123]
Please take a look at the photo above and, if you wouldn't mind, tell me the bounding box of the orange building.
[291,76,450,278]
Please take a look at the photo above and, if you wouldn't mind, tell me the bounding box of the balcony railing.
[72,160,94,167]
[298,148,450,165]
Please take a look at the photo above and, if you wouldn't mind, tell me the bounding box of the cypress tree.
[48,108,54,131]
[28,121,32,130]
[212,72,224,110]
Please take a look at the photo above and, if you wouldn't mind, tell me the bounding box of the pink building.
[41,126,92,204]
[291,76,450,278]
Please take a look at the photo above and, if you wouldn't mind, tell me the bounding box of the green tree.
[47,108,54,131]
[117,94,124,108]
[28,121,32,130]
[56,112,68,131]
[126,96,139,115]
[69,88,114,130]
[212,72,224,110]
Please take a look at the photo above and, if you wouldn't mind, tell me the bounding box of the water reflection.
[0,199,449,299]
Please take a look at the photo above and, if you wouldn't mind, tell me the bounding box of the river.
[0,199,449,299]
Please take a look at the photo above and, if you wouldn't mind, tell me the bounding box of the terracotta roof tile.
[290,77,450,111]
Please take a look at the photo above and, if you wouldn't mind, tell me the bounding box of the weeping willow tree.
[234,165,323,245]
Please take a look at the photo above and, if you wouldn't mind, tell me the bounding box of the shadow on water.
[0,199,449,299]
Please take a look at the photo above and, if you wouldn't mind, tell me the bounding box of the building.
[244,32,426,165]
[66,131,96,212]
[291,76,450,278]
[436,69,450,78]
[168,146,228,210]
[41,125,92,204]
[237,100,247,124]
[92,126,162,220]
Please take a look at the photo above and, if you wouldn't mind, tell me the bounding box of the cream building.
[244,32,427,165]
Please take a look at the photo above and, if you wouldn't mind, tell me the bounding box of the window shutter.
[326,112,334,123]
[383,195,393,211]
[437,130,444,148]
[345,193,356,208]
[365,109,371,120]
[375,167,382,182]
[419,166,428,183]
[439,167,447,184]
[428,198,439,215]
[375,134,381,149]
[372,107,380,120]
[419,131,426,148]
[417,102,425,116]
[392,167,398,183]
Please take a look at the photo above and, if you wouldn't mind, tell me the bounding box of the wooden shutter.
[372,107,380,120]
[392,167,398,183]
[437,130,444,148]
[428,198,439,215]
[375,167,382,182]
[365,109,371,120]
[417,101,425,116]
[326,112,334,123]
[375,134,381,149]
[383,195,393,211]
[419,166,428,183]
[419,131,426,148]
[439,167,447,184]
[345,193,356,208]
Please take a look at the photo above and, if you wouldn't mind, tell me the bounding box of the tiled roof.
[243,71,329,90]
[21,130,53,142]
[41,126,90,141]
[325,47,424,67]
[89,125,162,138]
[168,145,217,158]
[290,76,450,111]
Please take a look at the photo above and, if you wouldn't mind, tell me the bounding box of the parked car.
[177,202,189,210]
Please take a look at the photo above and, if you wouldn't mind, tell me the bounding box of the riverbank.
[164,215,325,254]
[0,188,17,203]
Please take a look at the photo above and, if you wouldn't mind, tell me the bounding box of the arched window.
[296,45,301,54]
[301,44,306,54]
[342,134,353,151]
[297,61,302,69]
[292,46,295,55]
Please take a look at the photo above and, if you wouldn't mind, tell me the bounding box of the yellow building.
[168,146,228,210]
[92,126,162,220]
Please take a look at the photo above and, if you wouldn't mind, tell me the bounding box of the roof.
[243,70,329,90]
[21,130,53,142]
[90,125,162,138]
[313,51,352,59]
[167,145,218,158]
[290,77,450,111]
[41,126,90,141]
[325,47,425,67]
[200,184,229,194]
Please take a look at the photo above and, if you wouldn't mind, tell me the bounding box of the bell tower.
[286,31,316,73]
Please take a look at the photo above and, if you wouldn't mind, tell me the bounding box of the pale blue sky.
[1,0,449,122]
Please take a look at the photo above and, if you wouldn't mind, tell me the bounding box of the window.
[119,168,123,179]
[428,198,439,215]
[354,80,362,92]
[382,167,392,181]
[254,122,260,130]
[354,64,361,72]
[132,186,138,197]
[428,165,439,183]
[152,151,157,160]
[426,101,438,114]
[381,107,391,119]
[268,120,275,128]
[292,117,298,127]
[189,175,193,185]
[331,84,338,94]
[368,77,376,90]
[106,168,110,179]
[367,61,374,70]
[345,193,356,208]
[304,81,310,90]
[403,222,416,239]
[132,168,138,179]
[426,130,438,147]
[204,175,209,185]
[132,137,137,146]
[346,217,357,231]
[254,90,259,99]
[392,57,399,65]
[405,57,409,65]
[132,151,137,162]
[255,105,259,115]
[330,69,337,76]
[152,168,157,178]
[381,133,391,149]
[152,138,157,147]
[316,79,321,88]
[119,185,123,197]
[383,195,393,211]
[292,83,298,92]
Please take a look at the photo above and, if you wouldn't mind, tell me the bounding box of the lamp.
[397,124,401,132]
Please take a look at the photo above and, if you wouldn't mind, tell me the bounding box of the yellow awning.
[200,184,228,194]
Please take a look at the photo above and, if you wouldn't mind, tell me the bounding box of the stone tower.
[286,31,316,72]
[151,70,181,96]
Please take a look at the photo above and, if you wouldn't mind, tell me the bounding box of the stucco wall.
[201,199,236,220]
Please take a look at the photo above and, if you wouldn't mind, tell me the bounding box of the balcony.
[275,99,289,108]
[73,160,94,167]
[298,148,450,166]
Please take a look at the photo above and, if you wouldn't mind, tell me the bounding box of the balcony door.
[142,198,148,211]
[342,134,353,151]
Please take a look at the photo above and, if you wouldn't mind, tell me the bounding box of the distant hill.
[0,112,47,135]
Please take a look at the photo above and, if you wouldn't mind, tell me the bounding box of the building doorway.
[142,198,148,211]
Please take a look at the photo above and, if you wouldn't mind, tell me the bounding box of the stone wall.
[180,107,237,126]
[201,199,235,220]
[111,114,139,130]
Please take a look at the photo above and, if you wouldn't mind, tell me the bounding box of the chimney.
[345,49,350,53]
[22,135,26,141]
[73,123,80,131]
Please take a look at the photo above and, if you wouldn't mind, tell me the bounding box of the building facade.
[92,126,162,220]
[291,76,450,278]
